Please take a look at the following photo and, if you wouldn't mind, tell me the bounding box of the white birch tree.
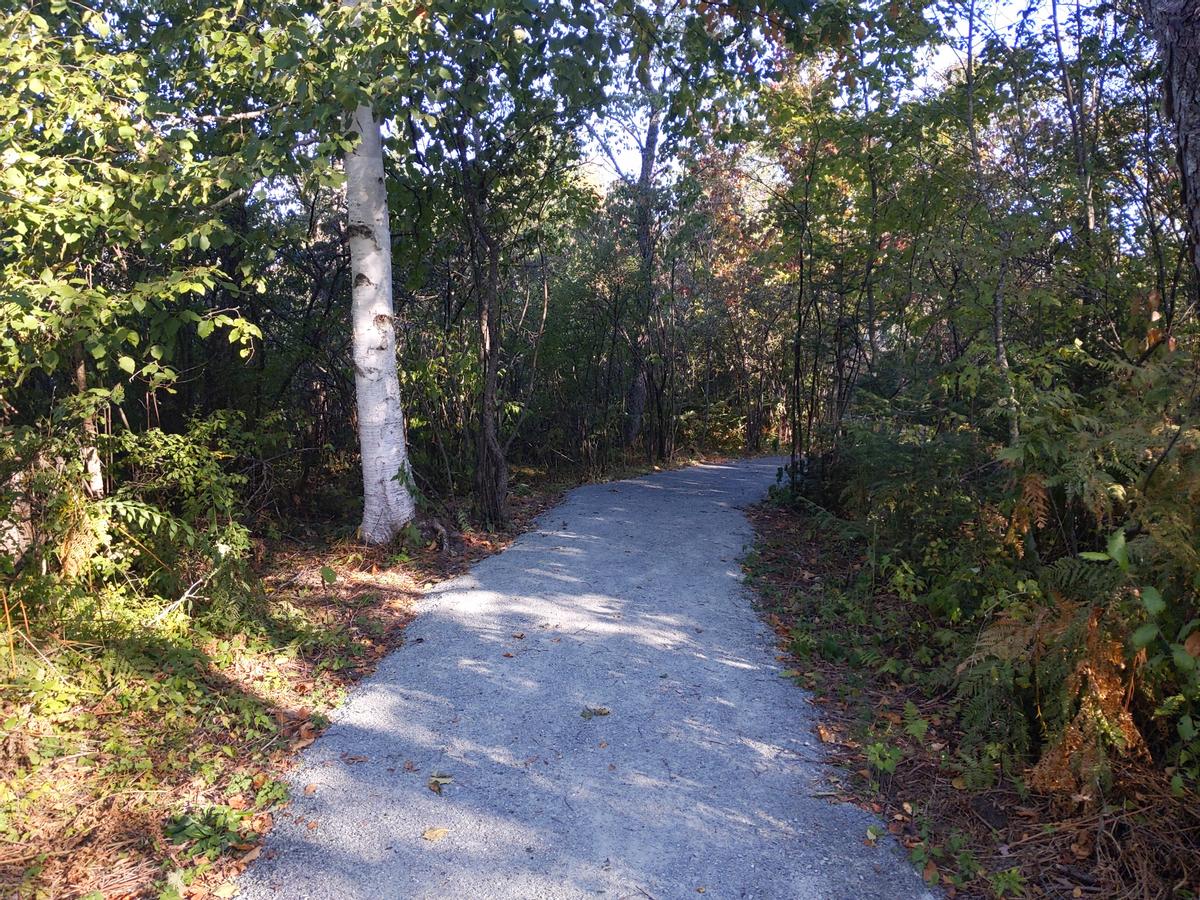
[342,20,416,544]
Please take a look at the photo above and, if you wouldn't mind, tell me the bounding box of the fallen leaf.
[304,783,318,796]
[307,820,319,830]
[403,760,417,772]
[422,827,449,842]
[428,773,453,794]
[239,846,261,865]
[512,632,525,640]
[951,776,966,790]
[213,883,238,899]
[502,652,515,658]
[598,741,608,749]
[580,706,611,719]
[227,794,248,811]
[817,724,836,743]
[290,737,315,752]
[923,860,938,884]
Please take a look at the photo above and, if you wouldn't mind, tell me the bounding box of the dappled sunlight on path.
[240,459,936,900]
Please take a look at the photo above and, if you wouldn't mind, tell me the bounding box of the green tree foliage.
[754,0,1200,794]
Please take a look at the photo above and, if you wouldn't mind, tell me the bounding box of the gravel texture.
[238,458,937,899]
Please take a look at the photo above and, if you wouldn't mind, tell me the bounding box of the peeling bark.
[346,101,416,544]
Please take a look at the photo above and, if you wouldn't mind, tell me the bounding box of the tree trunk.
[345,102,416,544]
[623,367,647,449]
[993,251,1021,446]
[1052,0,1099,340]
[1145,0,1200,282]
[74,348,104,498]
[455,141,509,529]
[624,104,660,448]
[475,224,508,529]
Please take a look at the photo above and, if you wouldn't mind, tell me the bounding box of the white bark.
[0,467,33,565]
[346,102,416,544]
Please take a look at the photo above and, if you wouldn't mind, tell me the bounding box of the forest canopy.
[3,0,1200,894]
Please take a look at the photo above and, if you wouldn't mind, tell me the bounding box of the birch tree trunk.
[1144,0,1200,282]
[74,349,105,497]
[346,102,416,544]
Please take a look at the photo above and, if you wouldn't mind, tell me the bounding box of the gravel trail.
[239,458,936,899]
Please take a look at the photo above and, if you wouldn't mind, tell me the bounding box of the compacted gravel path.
[239,458,936,899]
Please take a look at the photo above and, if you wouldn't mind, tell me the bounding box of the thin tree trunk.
[475,223,508,528]
[1052,0,1098,339]
[624,103,660,448]
[346,102,416,544]
[455,142,508,528]
[74,348,104,498]
[966,0,1020,446]
[993,251,1020,446]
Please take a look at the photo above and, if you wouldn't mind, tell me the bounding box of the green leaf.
[1141,587,1165,616]
[319,566,337,585]
[197,319,214,339]
[1079,552,1110,562]
[118,355,135,374]
[1179,715,1196,742]
[1107,530,1129,570]
[1172,646,1196,673]
[1131,622,1159,649]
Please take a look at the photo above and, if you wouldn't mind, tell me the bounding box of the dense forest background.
[3,0,1200,895]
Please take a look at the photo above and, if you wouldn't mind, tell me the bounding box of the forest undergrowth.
[747,494,1200,899]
